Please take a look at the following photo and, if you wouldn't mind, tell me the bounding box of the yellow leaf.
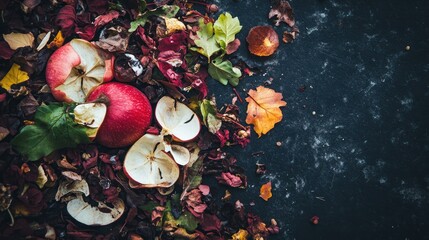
[47,31,64,49]
[3,32,34,50]
[245,86,287,137]
[259,181,272,201]
[0,64,30,92]
[231,229,249,240]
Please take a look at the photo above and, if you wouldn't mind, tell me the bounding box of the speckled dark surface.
[207,0,429,239]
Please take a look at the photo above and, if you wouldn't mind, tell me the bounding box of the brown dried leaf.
[0,126,10,141]
[3,32,34,50]
[269,0,295,27]
[61,171,82,181]
[245,86,287,137]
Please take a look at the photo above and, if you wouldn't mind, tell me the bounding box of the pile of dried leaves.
[0,0,296,239]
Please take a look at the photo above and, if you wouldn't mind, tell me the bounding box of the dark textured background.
[207,0,429,239]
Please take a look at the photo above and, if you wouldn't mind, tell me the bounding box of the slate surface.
[207,0,429,239]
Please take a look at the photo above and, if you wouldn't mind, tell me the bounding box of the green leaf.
[185,156,204,190]
[192,19,221,61]
[138,0,147,12]
[200,99,222,133]
[176,211,199,232]
[129,5,180,32]
[163,203,199,233]
[214,12,242,50]
[208,57,242,86]
[11,103,90,161]
[139,201,159,212]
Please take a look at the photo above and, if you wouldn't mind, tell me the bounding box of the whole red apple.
[46,39,114,103]
[87,82,152,148]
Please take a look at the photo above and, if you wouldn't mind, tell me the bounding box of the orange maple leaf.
[245,86,287,137]
[260,181,272,201]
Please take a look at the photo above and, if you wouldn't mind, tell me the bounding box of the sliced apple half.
[123,134,180,188]
[67,194,125,226]
[155,96,201,142]
[73,103,107,138]
[46,39,114,103]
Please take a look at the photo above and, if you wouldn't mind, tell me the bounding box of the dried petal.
[259,181,272,201]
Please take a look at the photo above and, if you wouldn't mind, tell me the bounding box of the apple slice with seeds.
[73,103,107,139]
[155,96,201,142]
[123,134,179,188]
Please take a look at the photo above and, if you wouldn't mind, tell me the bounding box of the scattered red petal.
[311,215,319,225]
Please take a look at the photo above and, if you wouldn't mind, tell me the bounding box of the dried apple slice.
[123,134,179,188]
[67,194,125,226]
[73,103,107,138]
[55,179,90,201]
[164,143,190,166]
[155,96,201,142]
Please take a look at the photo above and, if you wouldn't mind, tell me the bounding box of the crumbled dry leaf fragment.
[260,181,272,201]
[47,31,64,49]
[245,86,287,137]
[0,64,30,92]
[232,229,249,240]
[0,126,10,141]
[36,165,48,189]
[269,0,296,27]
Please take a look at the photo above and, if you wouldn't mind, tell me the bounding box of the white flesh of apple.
[155,96,200,142]
[56,39,106,103]
[73,103,107,138]
[124,134,179,188]
[163,142,190,166]
[67,194,125,226]
[55,179,90,201]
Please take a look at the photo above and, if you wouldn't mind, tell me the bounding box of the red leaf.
[86,0,108,15]
[94,10,120,27]
[55,5,76,37]
[225,38,241,55]
[158,31,187,53]
[75,25,97,41]
[0,41,14,60]
[216,172,243,188]
[200,213,221,233]
[198,184,210,195]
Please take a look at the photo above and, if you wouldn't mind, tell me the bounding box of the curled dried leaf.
[246,26,279,56]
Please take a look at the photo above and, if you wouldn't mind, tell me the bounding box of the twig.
[232,88,243,103]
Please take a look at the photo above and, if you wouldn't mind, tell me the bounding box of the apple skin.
[46,39,114,103]
[87,82,152,148]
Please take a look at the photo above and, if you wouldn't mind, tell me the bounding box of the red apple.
[86,82,152,148]
[46,39,114,103]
